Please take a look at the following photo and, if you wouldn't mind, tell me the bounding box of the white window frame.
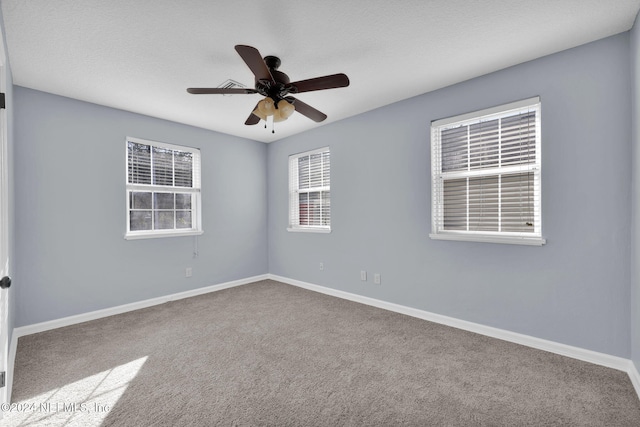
[430,97,545,246]
[125,137,203,240]
[288,147,331,233]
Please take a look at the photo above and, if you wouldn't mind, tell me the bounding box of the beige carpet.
[7,280,640,426]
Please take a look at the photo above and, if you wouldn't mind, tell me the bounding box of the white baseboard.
[7,273,268,402]
[629,361,640,399]
[268,274,639,396]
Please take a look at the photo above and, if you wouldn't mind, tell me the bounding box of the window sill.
[124,230,204,240]
[429,233,545,246]
[287,227,331,234]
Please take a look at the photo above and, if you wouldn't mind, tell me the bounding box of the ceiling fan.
[187,45,350,129]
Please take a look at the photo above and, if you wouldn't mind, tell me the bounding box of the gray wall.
[13,87,268,326]
[631,11,640,371]
[268,33,632,357]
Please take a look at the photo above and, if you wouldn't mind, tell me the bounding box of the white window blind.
[288,147,330,232]
[430,97,544,245]
[125,137,202,239]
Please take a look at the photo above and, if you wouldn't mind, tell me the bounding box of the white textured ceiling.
[1,0,639,143]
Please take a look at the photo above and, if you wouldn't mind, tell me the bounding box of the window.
[288,147,330,232]
[125,137,202,239]
[430,97,544,245]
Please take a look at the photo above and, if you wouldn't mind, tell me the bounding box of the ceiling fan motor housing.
[255,56,295,107]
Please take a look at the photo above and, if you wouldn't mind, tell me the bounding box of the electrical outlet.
[360,270,367,281]
[319,262,324,271]
[374,273,381,285]
[185,267,192,278]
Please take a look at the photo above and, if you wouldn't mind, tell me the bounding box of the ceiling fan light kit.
[252,97,274,121]
[187,45,349,131]
[252,97,294,122]
[275,99,295,122]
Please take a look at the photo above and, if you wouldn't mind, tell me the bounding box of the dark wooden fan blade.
[187,88,257,94]
[245,113,260,125]
[288,97,327,122]
[245,102,261,125]
[290,73,349,93]
[234,45,274,82]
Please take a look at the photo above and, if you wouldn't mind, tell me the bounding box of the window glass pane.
[501,172,535,233]
[501,112,536,166]
[154,193,174,210]
[128,142,151,184]
[309,153,323,188]
[299,192,309,225]
[174,151,193,187]
[443,178,467,230]
[130,211,152,231]
[154,211,174,230]
[153,146,174,186]
[441,125,468,172]
[468,176,499,231]
[469,119,499,170]
[176,211,192,229]
[322,152,330,186]
[130,191,152,210]
[175,193,192,210]
[298,156,310,189]
[308,192,321,226]
[322,191,330,226]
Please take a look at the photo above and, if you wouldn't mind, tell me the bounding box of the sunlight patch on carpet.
[3,356,147,426]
